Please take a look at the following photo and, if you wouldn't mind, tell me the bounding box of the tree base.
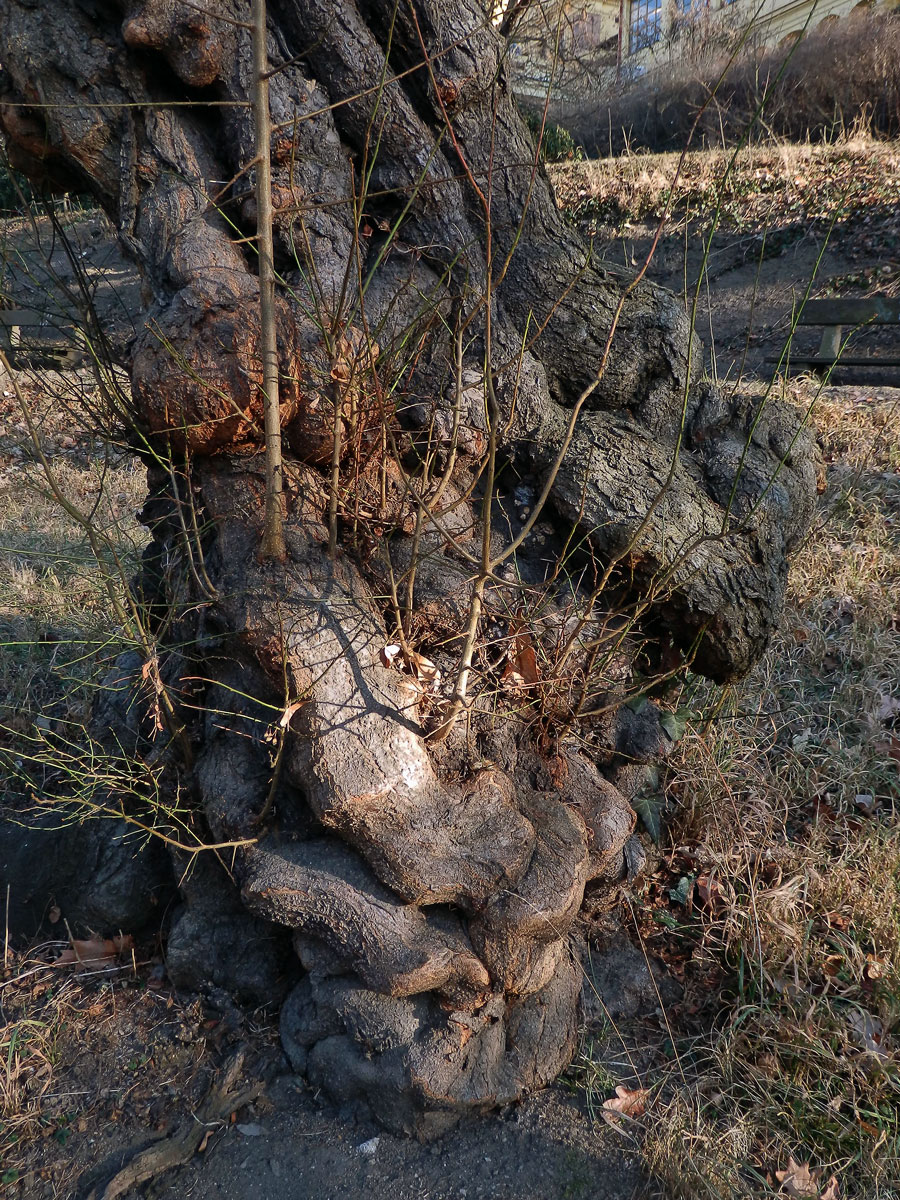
[280,957,582,1138]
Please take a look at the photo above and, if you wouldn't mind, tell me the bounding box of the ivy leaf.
[659,709,688,742]
[668,874,694,906]
[632,792,663,843]
[626,694,648,715]
[653,911,679,929]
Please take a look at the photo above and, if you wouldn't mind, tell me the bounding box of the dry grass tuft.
[0,1005,57,1186]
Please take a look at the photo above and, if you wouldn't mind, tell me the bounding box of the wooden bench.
[776,295,900,372]
[0,307,86,368]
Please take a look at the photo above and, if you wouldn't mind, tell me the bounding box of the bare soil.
[1,937,652,1200]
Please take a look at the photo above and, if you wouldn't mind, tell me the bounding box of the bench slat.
[767,355,900,368]
[798,297,900,326]
[0,308,59,326]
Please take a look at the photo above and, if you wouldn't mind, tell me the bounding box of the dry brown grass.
[550,139,900,240]
[0,996,56,1187]
[627,383,900,1197]
[0,368,146,741]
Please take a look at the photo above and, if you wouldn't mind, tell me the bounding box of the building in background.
[498,0,899,94]
[621,0,897,66]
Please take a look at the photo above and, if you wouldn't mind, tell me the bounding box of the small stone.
[236,1123,264,1137]
[623,834,647,880]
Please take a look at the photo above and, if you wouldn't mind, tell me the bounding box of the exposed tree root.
[84,1048,263,1200]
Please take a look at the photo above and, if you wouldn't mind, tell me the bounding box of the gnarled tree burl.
[0,0,817,1135]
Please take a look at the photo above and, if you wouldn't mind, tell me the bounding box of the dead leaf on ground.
[600,1085,649,1130]
[695,873,724,910]
[672,844,702,871]
[821,953,845,978]
[775,1156,822,1197]
[501,622,540,689]
[55,933,134,967]
[408,649,441,686]
[864,954,887,981]
[823,910,849,930]
[380,644,441,688]
[847,1009,889,1061]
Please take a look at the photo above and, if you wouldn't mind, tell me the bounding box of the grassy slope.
[550,140,900,251]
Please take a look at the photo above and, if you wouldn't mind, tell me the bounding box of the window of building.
[672,0,705,32]
[630,0,661,51]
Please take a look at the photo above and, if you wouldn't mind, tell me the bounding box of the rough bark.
[0,0,817,1133]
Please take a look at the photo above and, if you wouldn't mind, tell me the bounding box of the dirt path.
[157,1078,642,1200]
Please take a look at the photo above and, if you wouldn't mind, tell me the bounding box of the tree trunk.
[0,0,817,1134]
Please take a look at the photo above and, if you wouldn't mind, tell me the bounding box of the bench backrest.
[799,297,900,326]
[0,308,59,328]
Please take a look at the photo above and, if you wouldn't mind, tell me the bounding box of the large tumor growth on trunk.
[0,0,818,1133]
